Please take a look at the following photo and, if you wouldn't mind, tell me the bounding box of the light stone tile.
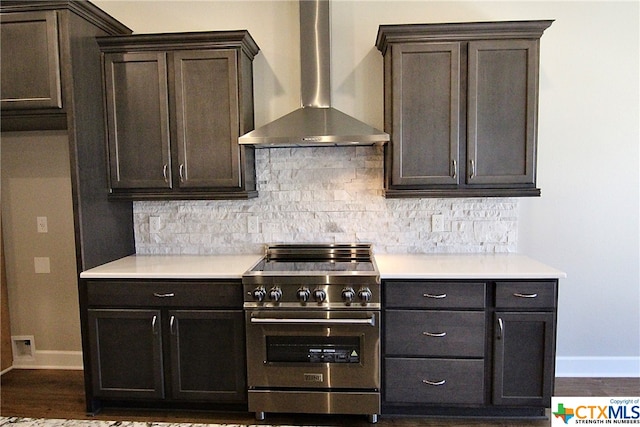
[133,149,519,255]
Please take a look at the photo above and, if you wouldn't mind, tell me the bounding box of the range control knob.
[251,286,266,302]
[312,288,327,303]
[341,287,356,304]
[296,287,311,303]
[358,287,372,303]
[268,286,282,302]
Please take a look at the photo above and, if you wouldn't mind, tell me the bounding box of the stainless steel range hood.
[238,0,389,148]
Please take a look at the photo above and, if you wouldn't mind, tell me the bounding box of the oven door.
[246,309,380,390]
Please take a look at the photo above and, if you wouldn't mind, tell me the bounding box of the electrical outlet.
[248,216,259,234]
[431,214,445,232]
[37,216,48,233]
[149,216,161,232]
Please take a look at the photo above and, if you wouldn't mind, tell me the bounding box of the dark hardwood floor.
[1,370,638,426]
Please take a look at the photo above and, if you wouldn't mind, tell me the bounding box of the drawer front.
[385,358,484,404]
[495,281,557,309]
[385,310,485,357]
[385,281,486,309]
[86,280,242,308]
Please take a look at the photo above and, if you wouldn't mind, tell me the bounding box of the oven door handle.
[250,316,376,326]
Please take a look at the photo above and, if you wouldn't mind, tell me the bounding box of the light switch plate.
[34,257,50,274]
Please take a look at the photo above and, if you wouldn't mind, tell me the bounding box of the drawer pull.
[170,315,177,335]
[423,331,447,337]
[153,292,175,298]
[423,293,447,299]
[513,292,538,298]
[422,379,446,386]
[151,315,158,334]
[497,317,504,339]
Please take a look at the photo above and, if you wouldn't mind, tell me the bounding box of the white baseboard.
[6,352,639,376]
[11,350,83,370]
[556,356,640,377]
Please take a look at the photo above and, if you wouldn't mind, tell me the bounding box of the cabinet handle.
[170,315,177,335]
[152,315,158,335]
[153,292,175,298]
[422,379,446,386]
[469,159,476,179]
[423,293,446,299]
[179,164,185,182]
[497,317,504,340]
[451,159,457,179]
[514,292,538,298]
[423,331,447,337]
[163,164,169,183]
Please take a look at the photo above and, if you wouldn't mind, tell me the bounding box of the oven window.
[266,336,360,363]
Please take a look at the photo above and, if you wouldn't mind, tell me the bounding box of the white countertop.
[375,253,566,279]
[80,254,262,279]
[81,253,565,280]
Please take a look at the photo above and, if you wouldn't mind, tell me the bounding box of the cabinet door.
[467,40,538,186]
[169,310,246,402]
[87,309,164,399]
[0,11,62,110]
[493,312,555,406]
[104,52,172,189]
[390,42,461,186]
[173,50,241,189]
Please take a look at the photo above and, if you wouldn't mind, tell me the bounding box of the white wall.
[1,132,82,369]
[93,0,640,377]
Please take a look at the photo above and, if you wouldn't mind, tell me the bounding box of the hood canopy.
[238,0,389,148]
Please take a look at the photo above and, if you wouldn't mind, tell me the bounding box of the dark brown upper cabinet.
[376,21,552,198]
[98,31,260,200]
[0,1,135,274]
[1,11,62,111]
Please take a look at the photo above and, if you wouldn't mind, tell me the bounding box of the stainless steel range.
[243,243,381,423]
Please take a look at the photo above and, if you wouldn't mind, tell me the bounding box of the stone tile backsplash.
[134,146,518,254]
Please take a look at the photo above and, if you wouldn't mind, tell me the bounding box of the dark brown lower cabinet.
[82,279,246,413]
[492,312,556,407]
[169,309,245,401]
[87,308,246,403]
[88,309,164,399]
[382,279,558,418]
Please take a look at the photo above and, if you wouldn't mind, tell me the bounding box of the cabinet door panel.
[169,310,246,402]
[385,281,486,309]
[88,309,164,399]
[493,312,555,406]
[385,358,484,404]
[104,52,171,189]
[467,40,538,185]
[391,42,460,186]
[386,310,485,357]
[174,50,240,188]
[1,11,62,110]
[495,281,557,309]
